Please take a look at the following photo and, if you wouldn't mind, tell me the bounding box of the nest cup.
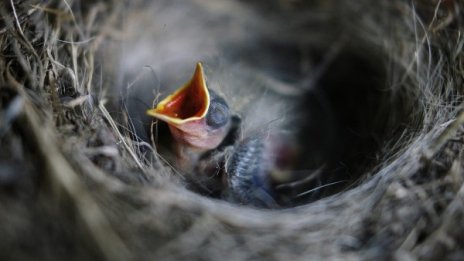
[0,0,463,260]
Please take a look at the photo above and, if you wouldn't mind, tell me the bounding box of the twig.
[10,0,25,37]
[99,100,145,170]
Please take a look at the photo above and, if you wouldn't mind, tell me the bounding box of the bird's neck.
[173,143,206,173]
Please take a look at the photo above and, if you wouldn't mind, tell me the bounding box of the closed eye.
[206,97,230,129]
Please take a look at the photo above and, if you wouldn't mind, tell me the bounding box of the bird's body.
[225,136,277,207]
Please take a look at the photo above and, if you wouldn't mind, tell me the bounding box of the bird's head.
[147,63,231,171]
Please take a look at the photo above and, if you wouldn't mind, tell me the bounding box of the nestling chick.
[145,62,293,207]
[147,63,231,173]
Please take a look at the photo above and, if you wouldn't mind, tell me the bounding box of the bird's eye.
[206,97,230,128]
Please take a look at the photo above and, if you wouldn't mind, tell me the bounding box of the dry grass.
[0,0,463,260]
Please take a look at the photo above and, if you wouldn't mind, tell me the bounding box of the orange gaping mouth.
[146,63,210,125]
[146,62,230,152]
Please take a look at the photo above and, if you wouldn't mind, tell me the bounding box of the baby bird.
[147,63,231,173]
[145,62,286,207]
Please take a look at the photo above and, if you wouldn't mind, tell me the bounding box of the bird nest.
[1,0,464,260]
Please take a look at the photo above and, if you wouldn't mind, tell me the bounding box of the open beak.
[147,63,229,170]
